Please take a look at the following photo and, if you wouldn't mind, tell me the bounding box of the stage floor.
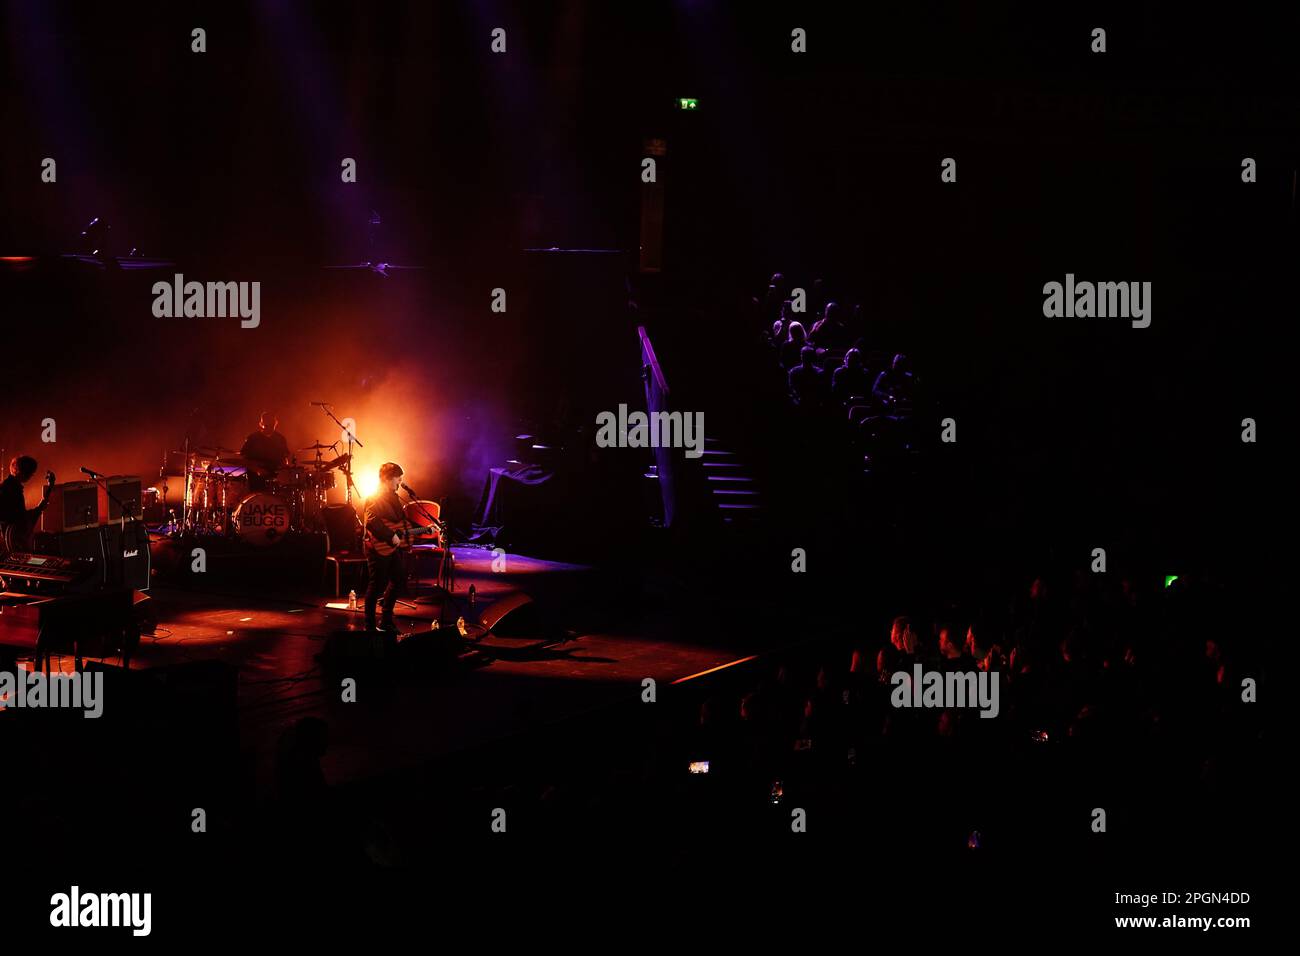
[9,546,755,798]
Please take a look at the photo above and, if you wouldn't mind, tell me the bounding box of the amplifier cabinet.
[42,481,100,533]
[101,475,144,522]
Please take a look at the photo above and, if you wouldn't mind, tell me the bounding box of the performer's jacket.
[364,489,406,554]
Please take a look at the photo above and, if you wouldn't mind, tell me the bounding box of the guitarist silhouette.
[362,461,411,632]
[0,456,54,554]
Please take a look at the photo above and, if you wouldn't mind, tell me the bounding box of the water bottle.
[348,589,357,610]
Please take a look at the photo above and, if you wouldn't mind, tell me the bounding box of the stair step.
[706,476,754,482]
[711,489,759,495]
[718,503,762,510]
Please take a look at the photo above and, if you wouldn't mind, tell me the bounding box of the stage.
[4,545,759,799]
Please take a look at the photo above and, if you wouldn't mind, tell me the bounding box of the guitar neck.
[401,526,439,537]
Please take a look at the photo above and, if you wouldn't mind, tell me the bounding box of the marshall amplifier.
[35,523,151,591]
[42,480,100,532]
[106,520,151,591]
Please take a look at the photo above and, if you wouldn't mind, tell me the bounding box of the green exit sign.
[677,98,699,110]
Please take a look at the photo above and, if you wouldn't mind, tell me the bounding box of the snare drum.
[233,492,291,546]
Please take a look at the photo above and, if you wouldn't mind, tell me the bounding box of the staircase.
[699,437,764,528]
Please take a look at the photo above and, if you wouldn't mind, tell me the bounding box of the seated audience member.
[788,347,826,406]
[772,298,798,344]
[872,352,914,407]
[780,321,808,370]
[810,300,851,349]
[831,348,871,403]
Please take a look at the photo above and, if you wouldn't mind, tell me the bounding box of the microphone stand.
[314,403,363,506]
[313,402,368,547]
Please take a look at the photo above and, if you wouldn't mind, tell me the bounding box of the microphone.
[310,401,331,406]
[400,481,416,496]
[80,466,103,479]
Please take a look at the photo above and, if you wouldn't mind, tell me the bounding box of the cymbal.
[207,456,270,475]
[190,445,237,458]
[298,442,338,451]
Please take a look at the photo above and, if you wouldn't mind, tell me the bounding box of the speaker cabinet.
[103,521,152,590]
[42,480,99,532]
[101,475,144,522]
[41,523,151,590]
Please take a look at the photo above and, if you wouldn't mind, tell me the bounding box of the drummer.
[239,411,290,491]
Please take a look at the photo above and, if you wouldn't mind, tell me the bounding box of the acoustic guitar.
[363,522,442,558]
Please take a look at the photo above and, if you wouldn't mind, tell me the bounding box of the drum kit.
[172,441,352,547]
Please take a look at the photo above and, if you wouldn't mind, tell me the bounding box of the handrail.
[637,325,669,396]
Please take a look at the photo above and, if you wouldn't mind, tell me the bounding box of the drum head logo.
[235,494,290,546]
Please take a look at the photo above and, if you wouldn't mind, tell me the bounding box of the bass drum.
[233,492,292,547]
